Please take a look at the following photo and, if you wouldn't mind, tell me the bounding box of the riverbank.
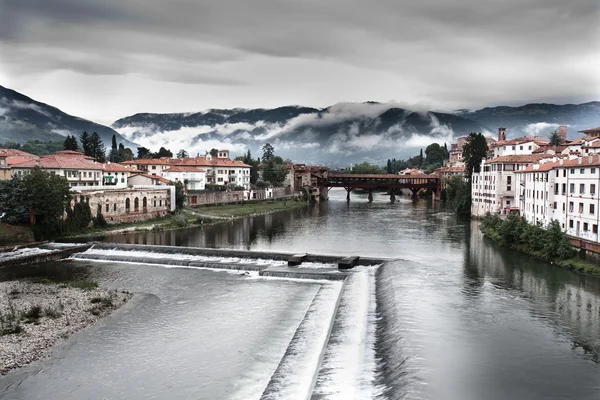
[63,199,309,239]
[0,279,132,373]
[479,214,600,276]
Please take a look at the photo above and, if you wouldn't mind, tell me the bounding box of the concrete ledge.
[288,253,308,266]
[89,242,387,266]
[0,244,93,268]
[338,256,360,270]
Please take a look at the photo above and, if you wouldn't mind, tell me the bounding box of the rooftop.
[163,166,207,173]
[485,154,550,164]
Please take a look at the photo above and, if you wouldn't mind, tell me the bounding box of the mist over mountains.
[1,84,598,166]
[0,85,136,149]
[113,101,600,166]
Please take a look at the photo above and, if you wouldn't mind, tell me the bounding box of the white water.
[312,266,385,399]
[0,247,53,261]
[260,282,343,400]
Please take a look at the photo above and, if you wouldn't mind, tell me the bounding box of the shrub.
[171,213,189,228]
[93,211,108,228]
[67,279,98,290]
[0,301,22,335]
[24,305,42,322]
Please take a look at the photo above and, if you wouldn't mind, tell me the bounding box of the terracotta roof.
[102,163,137,173]
[122,158,171,165]
[172,156,251,168]
[579,127,600,135]
[130,171,170,184]
[0,149,38,158]
[582,141,600,149]
[518,160,560,173]
[493,137,549,147]
[436,166,465,173]
[485,154,550,164]
[11,153,104,170]
[329,173,437,179]
[532,145,568,154]
[163,166,207,173]
[7,156,38,166]
[518,155,600,173]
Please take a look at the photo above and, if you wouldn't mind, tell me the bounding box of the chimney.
[589,155,593,164]
[559,159,563,165]
[578,156,582,165]
[498,127,507,142]
[559,125,567,142]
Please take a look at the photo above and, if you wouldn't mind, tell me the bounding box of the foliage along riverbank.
[63,198,309,238]
[0,279,132,373]
[480,213,600,276]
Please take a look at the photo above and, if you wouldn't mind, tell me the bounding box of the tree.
[21,167,72,239]
[262,160,287,186]
[462,132,489,177]
[425,143,446,166]
[262,143,275,163]
[549,129,564,146]
[351,162,385,174]
[172,181,185,210]
[89,132,106,162]
[155,147,173,158]
[177,149,189,158]
[118,143,134,161]
[109,134,119,162]
[0,175,30,224]
[419,149,424,167]
[79,131,92,157]
[137,146,151,159]
[63,135,78,151]
[209,148,219,157]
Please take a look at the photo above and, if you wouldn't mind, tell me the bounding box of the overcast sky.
[0,0,598,125]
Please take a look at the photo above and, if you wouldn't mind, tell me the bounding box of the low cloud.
[524,122,561,137]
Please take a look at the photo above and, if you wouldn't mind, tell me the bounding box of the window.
[581,168,585,174]
[580,184,585,194]
[591,204,596,214]
[83,172,87,177]
[553,201,557,209]
[562,203,566,211]
[579,203,584,213]
[507,186,511,191]
[570,169,575,174]
[584,222,589,231]
[569,220,574,228]
[594,225,598,234]
[105,204,109,212]
[563,170,566,177]
[593,168,597,174]
[507,176,512,184]
[512,145,516,150]
[520,146,523,150]
[528,146,532,150]
[570,183,575,193]
[592,184,596,195]
[114,204,116,212]
[556,170,559,177]
[569,202,574,212]
[152,166,156,170]
[562,183,566,194]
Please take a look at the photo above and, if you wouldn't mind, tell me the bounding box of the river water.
[1,188,599,399]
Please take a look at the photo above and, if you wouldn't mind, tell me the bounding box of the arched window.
[134,197,139,212]
[125,198,131,213]
[143,197,147,211]
[114,203,117,212]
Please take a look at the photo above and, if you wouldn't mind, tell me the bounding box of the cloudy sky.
[0,0,598,125]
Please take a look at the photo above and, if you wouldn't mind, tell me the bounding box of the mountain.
[113,103,487,166]
[462,102,600,138]
[0,85,136,149]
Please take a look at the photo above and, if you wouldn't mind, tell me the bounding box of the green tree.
[419,149,424,167]
[63,135,79,151]
[262,143,275,163]
[172,181,185,210]
[21,167,72,239]
[155,147,173,158]
[425,143,446,166]
[0,175,30,224]
[177,149,189,158]
[109,134,119,162]
[351,162,385,174]
[80,131,92,157]
[137,146,151,159]
[549,129,564,146]
[462,132,489,177]
[118,143,134,161]
[262,160,287,186]
[89,132,106,162]
[210,148,219,157]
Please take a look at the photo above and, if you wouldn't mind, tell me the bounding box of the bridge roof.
[329,173,438,179]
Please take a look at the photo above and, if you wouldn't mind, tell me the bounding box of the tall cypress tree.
[79,131,92,156]
[89,132,106,162]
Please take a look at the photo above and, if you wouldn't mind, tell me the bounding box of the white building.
[515,154,600,243]
[172,150,251,189]
[10,150,104,187]
[102,162,136,187]
[128,172,170,186]
[471,154,550,217]
[161,166,206,190]
[121,158,172,176]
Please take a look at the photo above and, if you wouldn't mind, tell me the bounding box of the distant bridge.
[324,173,441,202]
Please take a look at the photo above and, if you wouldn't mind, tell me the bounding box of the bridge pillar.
[345,187,353,202]
[410,188,419,200]
[368,189,373,203]
[390,190,396,203]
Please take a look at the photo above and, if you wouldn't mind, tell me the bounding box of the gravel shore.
[0,280,132,373]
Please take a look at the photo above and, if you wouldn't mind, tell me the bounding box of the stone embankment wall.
[187,188,292,206]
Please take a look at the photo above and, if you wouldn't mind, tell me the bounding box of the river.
[1,188,599,399]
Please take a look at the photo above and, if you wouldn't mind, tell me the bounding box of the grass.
[193,199,306,217]
[0,301,22,336]
[89,295,114,315]
[65,279,99,290]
